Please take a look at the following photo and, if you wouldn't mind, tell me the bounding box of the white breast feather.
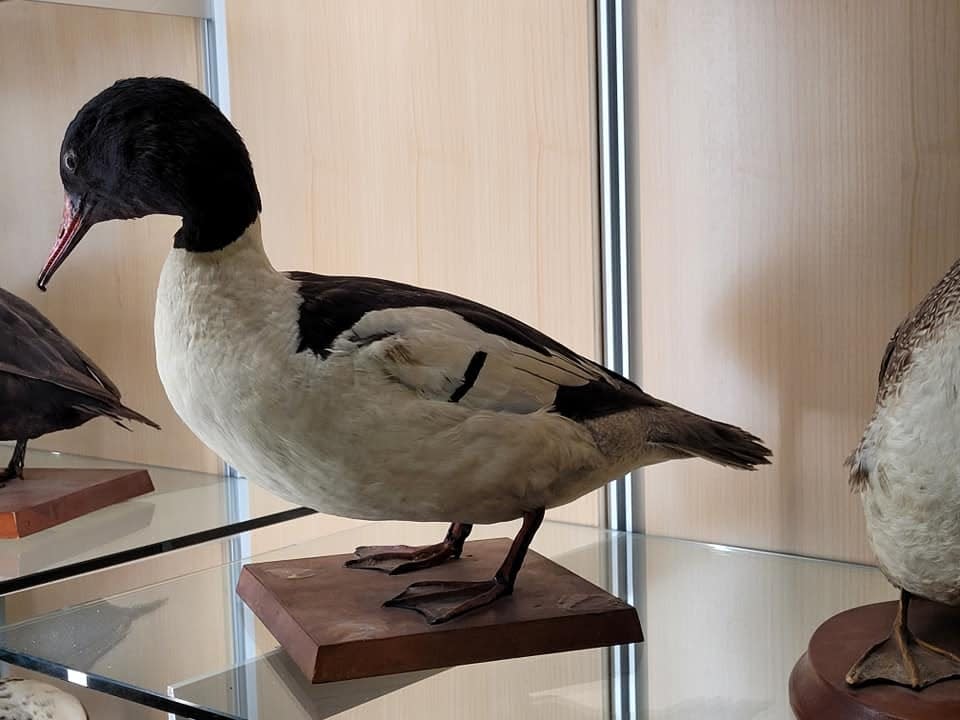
[857,331,960,604]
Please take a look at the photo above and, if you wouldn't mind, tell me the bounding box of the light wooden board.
[225,0,603,526]
[0,1,220,473]
[635,0,960,562]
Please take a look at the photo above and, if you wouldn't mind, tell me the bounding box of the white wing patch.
[331,307,610,413]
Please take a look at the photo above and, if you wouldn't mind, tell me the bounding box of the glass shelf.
[0,519,897,720]
[0,447,314,594]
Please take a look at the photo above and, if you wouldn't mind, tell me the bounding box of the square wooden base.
[238,537,643,684]
[0,468,154,538]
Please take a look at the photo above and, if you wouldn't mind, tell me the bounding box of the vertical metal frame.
[597,0,637,535]
[597,1,643,718]
[202,0,232,116]
[200,4,258,716]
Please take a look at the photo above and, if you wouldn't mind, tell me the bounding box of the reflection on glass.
[0,446,312,593]
[0,519,896,719]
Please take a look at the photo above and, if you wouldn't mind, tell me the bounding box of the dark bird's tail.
[648,404,771,470]
[73,401,161,432]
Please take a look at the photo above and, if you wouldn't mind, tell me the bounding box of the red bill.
[37,193,95,291]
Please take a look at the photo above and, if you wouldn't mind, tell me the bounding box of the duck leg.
[345,522,473,574]
[846,589,960,689]
[0,441,27,485]
[384,507,545,625]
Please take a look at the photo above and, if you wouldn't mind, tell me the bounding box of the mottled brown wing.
[876,330,908,400]
[0,287,121,404]
[875,258,960,401]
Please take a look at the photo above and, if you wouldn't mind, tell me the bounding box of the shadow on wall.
[716,126,960,560]
[714,194,901,557]
[705,0,960,561]
[634,0,960,565]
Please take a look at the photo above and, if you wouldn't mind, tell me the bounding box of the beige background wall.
[0,1,221,473]
[635,0,960,563]
[224,0,603,526]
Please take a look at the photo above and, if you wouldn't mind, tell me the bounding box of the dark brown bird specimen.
[0,286,158,482]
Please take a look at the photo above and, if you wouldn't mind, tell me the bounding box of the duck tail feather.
[110,403,161,430]
[649,406,772,471]
[73,402,161,431]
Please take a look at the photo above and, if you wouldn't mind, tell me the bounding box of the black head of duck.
[38,77,261,290]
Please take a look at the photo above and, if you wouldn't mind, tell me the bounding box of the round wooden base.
[789,599,960,719]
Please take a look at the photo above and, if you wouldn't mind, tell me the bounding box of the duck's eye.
[63,151,77,173]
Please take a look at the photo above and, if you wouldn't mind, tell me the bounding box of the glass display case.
[3,1,950,718]
[0,518,897,719]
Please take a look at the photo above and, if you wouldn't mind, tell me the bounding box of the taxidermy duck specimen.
[0,286,158,483]
[846,258,960,689]
[38,77,770,624]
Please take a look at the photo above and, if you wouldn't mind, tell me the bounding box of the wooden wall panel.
[635,1,960,562]
[225,0,602,525]
[0,2,220,473]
